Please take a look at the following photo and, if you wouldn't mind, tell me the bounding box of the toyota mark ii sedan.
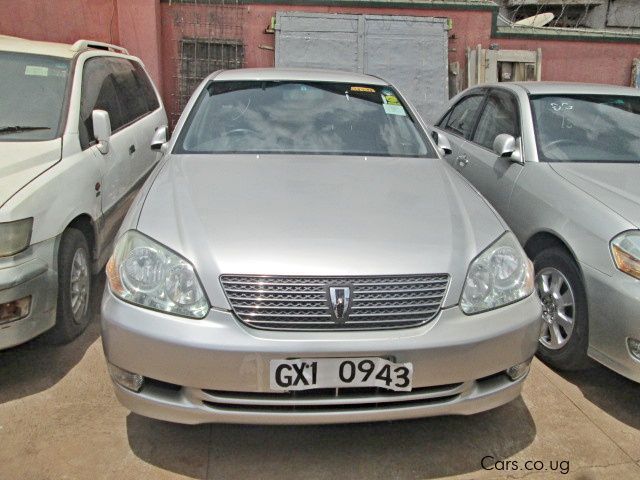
[434,82,640,382]
[101,68,542,425]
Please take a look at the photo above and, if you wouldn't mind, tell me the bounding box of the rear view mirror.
[92,110,111,155]
[150,125,169,152]
[432,131,452,156]
[493,134,522,164]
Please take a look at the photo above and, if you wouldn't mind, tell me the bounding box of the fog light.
[628,338,640,361]
[506,360,531,381]
[0,296,31,325]
[108,363,144,392]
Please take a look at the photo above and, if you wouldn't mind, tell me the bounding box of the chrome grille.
[220,274,449,330]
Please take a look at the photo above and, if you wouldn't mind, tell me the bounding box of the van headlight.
[611,231,640,280]
[0,218,33,257]
[460,232,534,314]
[106,230,209,318]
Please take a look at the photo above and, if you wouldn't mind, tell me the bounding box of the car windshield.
[530,94,640,163]
[175,80,434,157]
[0,51,70,142]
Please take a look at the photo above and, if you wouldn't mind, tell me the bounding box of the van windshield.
[0,52,70,141]
[175,80,434,157]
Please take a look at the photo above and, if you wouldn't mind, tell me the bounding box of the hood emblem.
[328,286,352,323]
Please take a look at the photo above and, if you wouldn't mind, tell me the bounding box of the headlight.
[106,230,209,318]
[611,231,640,280]
[461,232,534,314]
[0,218,33,257]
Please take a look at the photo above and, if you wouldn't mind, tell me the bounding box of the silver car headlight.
[460,232,534,315]
[0,218,33,257]
[611,230,640,280]
[106,230,209,318]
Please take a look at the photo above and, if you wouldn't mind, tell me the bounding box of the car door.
[434,91,486,169]
[78,56,133,219]
[455,88,525,215]
[109,58,164,184]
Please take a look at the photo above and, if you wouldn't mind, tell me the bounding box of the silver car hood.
[550,163,640,228]
[137,154,505,309]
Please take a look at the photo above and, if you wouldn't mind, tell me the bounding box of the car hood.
[550,163,640,228]
[137,154,506,309]
[0,139,62,208]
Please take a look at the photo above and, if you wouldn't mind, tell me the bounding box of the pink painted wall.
[0,0,119,45]
[0,0,163,90]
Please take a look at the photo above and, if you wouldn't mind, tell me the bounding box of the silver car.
[101,68,541,425]
[434,82,640,383]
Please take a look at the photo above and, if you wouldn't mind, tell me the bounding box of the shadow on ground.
[127,397,536,480]
[559,364,640,430]
[0,273,104,404]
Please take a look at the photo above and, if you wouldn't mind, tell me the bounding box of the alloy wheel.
[535,267,575,350]
[69,248,90,323]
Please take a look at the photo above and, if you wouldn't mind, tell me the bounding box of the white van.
[0,35,167,348]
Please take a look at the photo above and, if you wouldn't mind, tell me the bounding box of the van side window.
[109,58,158,126]
[473,90,520,150]
[79,57,125,150]
[133,62,160,112]
[79,57,160,150]
[442,95,484,139]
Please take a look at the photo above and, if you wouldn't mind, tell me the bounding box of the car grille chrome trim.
[220,274,449,330]
[195,382,466,411]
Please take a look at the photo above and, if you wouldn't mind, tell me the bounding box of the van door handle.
[456,154,468,168]
[129,145,136,155]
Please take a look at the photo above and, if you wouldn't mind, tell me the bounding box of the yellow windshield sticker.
[351,86,376,93]
[382,93,401,106]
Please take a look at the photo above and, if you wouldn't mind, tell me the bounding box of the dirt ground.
[1,276,639,480]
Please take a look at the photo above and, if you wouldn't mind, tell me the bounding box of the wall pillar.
[116,0,163,94]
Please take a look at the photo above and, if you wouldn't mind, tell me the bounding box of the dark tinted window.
[0,52,70,141]
[79,57,159,149]
[443,94,484,138]
[473,90,519,149]
[79,57,125,149]
[133,63,160,112]
[175,81,435,157]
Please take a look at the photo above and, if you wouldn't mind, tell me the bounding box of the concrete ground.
[1,276,639,480]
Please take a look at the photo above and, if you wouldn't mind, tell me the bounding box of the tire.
[533,247,591,371]
[47,228,92,344]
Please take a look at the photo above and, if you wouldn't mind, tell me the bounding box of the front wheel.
[47,228,92,344]
[534,247,591,371]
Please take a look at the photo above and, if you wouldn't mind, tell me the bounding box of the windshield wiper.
[0,125,51,136]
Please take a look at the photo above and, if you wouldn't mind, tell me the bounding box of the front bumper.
[101,291,542,425]
[0,237,58,350]
[583,263,640,382]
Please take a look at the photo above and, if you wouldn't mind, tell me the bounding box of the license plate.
[269,357,413,392]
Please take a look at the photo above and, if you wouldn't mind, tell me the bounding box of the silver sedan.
[434,82,640,383]
[101,68,541,425]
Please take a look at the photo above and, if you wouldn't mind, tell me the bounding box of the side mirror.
[92,110,111,155]
[150,125,169,153]
[493,133,523,164]
[432,131,452,156]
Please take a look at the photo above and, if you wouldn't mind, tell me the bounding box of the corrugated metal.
[275,12,448,121]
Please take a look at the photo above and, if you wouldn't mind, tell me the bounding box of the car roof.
[0,35,129,60]
[0,35,77,59]
[505,81,640,97]
[212,68,390,86]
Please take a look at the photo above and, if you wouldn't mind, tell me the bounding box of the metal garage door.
[275,12,449,122]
